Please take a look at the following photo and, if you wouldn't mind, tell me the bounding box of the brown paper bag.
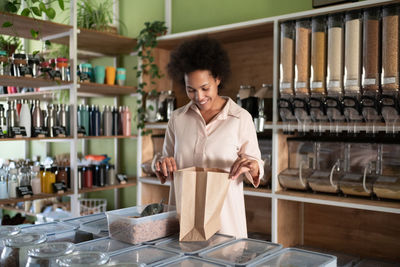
[174,167,230,241]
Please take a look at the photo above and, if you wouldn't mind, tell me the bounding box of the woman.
[155,36,264,238]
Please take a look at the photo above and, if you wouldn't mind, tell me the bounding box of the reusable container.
[310,16,327,95]
[21,222,78,243]
[116,68,126,86]
[156,256,230,267]
[106,66,116,85]
[295,19,312,96]
[327,13,344,95]
[106,205,179,245]
[75,237,132,254]
[108,245,181,266]
[62,212,106,228]
[26,242,75,267]
[280,21,295,96]
[94,66,106,84]
[198,238,282,266]
[56,251,109,266]
[80,217,109,236]
[154,233,234,255]
[0,226,20,256]
[247,248,337,267]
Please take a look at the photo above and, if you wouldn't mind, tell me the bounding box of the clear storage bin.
[295,245,360,267]
[21,222,78,243]
[280,21,295,96]
[106,205,179,245]
[156,256,230,267]
[295,19,312,96]
[108,245,181,266]
[354,258,400,267]
[0,226,20,256]
[154,233,234,255]
[56,251,109,266]
[340,172,376,197]
[310,16,327,95]
[80,217,109,236]
[327,13,344,95]
[75,237,134,255]
[0,233,47,267]
[26,242,75,267]
[247,248,337,267]
[62,212,106,228]
[198,238,282,266]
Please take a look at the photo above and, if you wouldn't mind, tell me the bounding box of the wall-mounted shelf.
[78,135,138,140]
[0,136,72,142]
[78,82,137,96]
[277,122,400,133]
[0,191,73,205]
[0,76,72,89]
[79,178,137,194]
[0,90,58,101]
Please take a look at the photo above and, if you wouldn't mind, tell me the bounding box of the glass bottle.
[30,165,41,195]
[106,164,115,185]
[0,104,7,135]
[280,21,295,96]
[56,166,68,185]
[0,167,8,199]
[7,168,18,198]
[43,167,56,193]
[102,105,112,136]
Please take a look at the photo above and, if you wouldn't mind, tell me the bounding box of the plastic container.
[56,251,109,266]
[156,256,230,267]
[354,258,400,267]
[344,11,362,95]
[75,237,133,254]
[310,16,327,95]
[21,222,78,242]
[106,205,179,245]
[154,233,234,255]
[80,217,109,236]
[0,226,20,256]
[327,13,344,95]
[0,233,47,267]
[295,245,360,267]
[62,212,106,228]
[198,238,282,266]
[26,242,75,267]
[280,21,295,96]
[340,172,376,197]
[295,19,312,96]
[247,248,337,267]
[108,245,181,266]
[381,4,400,92]
[362,8,381,94]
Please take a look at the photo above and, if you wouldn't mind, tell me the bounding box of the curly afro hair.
[167,36,231,90]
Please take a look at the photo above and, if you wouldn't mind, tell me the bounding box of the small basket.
[79,198,107,216]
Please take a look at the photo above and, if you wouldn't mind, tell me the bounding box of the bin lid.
[5,233,47,248]
[155,234,234,255]
[0,226,20,239]
[249,248,337,267]
[21,222,77,236]
[57,251,109,266]
[76,237,133,254]
[109,245,181,266]
[198,238,282,266]
[156,256,230,267]
[28,242,75,258]
[80,218,109,234]
[62,213,106,227]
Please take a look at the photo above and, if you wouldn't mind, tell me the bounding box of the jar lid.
[116,67,125,71]
[0,226,20,239]
[28,242,75,258]
[81,63,92,68]
[56,251,109,266]
[5,233,46,248]
[0,50,7,56]
[41,61,50,67]
[57,57,68,62]
[13,53,26,59]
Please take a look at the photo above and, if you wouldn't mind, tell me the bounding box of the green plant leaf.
[21,8,30,17]
[58,0,65,10]
[45,40,51,46]
[39,2,46,12]
[32,50,40,56]
[2,21,13,28]
[5,2,18,13]
[31,7,42,17]
[45,7,56,19]
[32,0,39,3]
[30,29,39,39]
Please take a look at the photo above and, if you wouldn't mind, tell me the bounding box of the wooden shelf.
[78,178,137,194]
[0,191,73,205]
[0,205,38,217]
[78,82,136,96]
[277,122,400,133]
[276,190,400,214]
[53,28,136,56]
[244,186,273,198]
[0,12,71,40]
[0,90,57,101]
[78,135,138,140]
[0,75,72,89]
[0,136,72,142]
[157,21,274,50]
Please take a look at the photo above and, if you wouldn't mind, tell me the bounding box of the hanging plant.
[134,21,167,135]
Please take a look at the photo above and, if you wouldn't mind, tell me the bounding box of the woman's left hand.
[229,156,259,181]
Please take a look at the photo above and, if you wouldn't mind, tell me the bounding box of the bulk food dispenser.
[309,16,328,132]
[339,142,379,197]
[343,11,364,133]
[380,4,400,134]
[326,13,345,133]
[308,141,345,193]
[278,21,297,133]
[278,139,314,190]
[293,19,312,133]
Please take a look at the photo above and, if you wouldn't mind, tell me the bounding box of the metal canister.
[99,164,106,187]
[106,164,115,185]
[0,51,9,76]
[77,166,83,190]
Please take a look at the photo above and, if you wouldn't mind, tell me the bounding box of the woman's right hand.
[155,156,177,184]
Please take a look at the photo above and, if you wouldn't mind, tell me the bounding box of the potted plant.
[134,21,168,135]
[0,35,21,55]
[77,0,117,33]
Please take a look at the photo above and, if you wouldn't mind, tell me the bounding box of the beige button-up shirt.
[163,97,264,238]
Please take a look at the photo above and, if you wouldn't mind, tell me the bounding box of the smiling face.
[184,70,221,111]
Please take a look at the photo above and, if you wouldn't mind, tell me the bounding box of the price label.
[11,126,26,138]
[116,174,127,184]
[363,78,376,85]
[53,126,66,137]
[383,77,396,84]
[328,81,340,88]
[17,185,33,197]
[345,80,358,87]
[52,182,67,193]
[311,82,323,88]
[33,127,48,138]
[280,83,292,89]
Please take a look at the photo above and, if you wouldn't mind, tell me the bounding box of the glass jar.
[26,242,75,267]
[344,11,362,95]
[0,50,9,76]
[382,4,400,92]
[327,13,344,95]
[8,168,18,198]
[145,92,160,122]
[56,166,68,185]
[310,16,327,95]
[295,18,311,96]
[0,226,20,257]
[0,233,46,267]
[280,21,295,96]
[158,90,176,122]
[56,251,109,267]
[362,8,381,94]
[43,167,56,193]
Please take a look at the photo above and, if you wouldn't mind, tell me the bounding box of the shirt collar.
[182,97,241,120]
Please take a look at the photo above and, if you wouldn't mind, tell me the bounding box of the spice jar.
[295,19,311,96]
[28,55,40,78]
[57,57,70,81]
[56,251,109,266]
[0,233,47,267]
[11,53,28,77]
[280,21,295,96]
[0,50,9,76]
[0,226,20,257]
[26,242,75,267]
[56,166,68,185]
[40,61,52,80]
[382,4,400,92]
[327,13,344,96]
[344,11,362,95]
[310,16,327,96]
[83,165,93,188]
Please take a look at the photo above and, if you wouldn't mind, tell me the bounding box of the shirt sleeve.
[238,111,264,188]
[162,112,176,158]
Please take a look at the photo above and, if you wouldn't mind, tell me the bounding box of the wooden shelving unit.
[0,75,72,89]
[78,135,138,140]
[0,136,72,142]
[0,191,73,205]
[78,82,136,96]
[78,178,137,194]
